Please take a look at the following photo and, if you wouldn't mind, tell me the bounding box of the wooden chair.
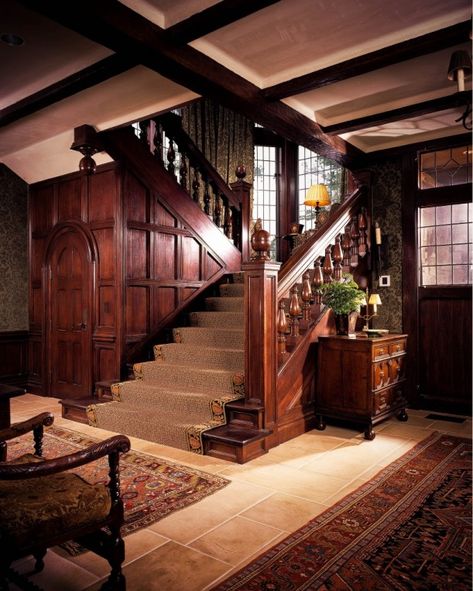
[0,413,131,590]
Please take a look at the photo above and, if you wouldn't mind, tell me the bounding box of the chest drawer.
[389,338,407,356]
[373,385,405,416]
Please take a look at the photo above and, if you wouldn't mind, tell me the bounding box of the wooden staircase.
[61,114,371,463]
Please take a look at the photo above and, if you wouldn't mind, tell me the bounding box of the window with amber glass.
[418,202,472,286]
[419,145,471,189]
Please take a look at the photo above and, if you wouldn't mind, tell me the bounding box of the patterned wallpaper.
[0,164,28,330]
[368,158,403,333]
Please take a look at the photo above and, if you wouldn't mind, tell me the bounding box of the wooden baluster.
[312,258,323,304]
[167,138,176,177]
[203,178,211,217]
[332,235,344,281]
[153,120,163,162]
[139,120,149,147]
[300,271,312,330]
[224,202,233,241]
[350,217,360,268]
[232,206,241,250]
[179,155,187,188]
[322,246,334,283]
[214,192,223,229]
[277,300,289,363]
[192,168,200,204]
[288,285,301,341]
[358,208,368,257]
[341,227,352,271]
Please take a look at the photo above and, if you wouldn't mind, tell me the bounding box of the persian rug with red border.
[212,432,471,591]
[8,424,229,554]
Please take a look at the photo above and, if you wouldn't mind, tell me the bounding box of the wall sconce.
[447,49,472,130]
[361,291,382,330]
[304,184,331,228]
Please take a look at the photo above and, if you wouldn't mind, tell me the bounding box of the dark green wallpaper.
[0,164,28,330]
[369,158,403,333]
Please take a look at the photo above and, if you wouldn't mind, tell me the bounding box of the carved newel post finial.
[235,164,246,180]
[251,218,272,261]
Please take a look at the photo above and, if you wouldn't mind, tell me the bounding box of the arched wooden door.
[47,230,93,399]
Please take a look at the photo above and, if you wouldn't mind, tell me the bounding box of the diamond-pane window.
[419,146,471,189]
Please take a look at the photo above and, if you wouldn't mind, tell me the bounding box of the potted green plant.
[320,274,366,335]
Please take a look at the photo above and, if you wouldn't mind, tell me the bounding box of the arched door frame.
[43,221,98,397]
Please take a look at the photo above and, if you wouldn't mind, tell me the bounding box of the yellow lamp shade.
[368,294,382,306]
[304,184,331,207]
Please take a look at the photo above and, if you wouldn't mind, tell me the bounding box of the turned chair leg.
[33,549,47,573]
[101,527,126,591]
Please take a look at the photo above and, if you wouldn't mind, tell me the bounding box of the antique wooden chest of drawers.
[315,334,408,440]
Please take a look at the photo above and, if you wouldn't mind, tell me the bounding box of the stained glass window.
[419,146,471,189]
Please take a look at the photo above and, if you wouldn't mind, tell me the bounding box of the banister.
[278,187,366,299]
[157,112,242,210]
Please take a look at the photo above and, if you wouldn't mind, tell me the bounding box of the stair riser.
[189,311,244,328]
[173,328,244,348]
[153,344,244,371]
[204,297,243,312]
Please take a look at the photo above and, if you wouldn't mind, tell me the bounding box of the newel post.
[243,221,281,434]
[230,165,252,262]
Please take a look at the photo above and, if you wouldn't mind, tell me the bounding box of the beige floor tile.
[85,541,231,591]
[64,529,169,576]
[201,531,289,590]
[378,422,435,440]
[184,479,273,514]
[12,550,99,591]
[189,515,282,565]
[221,462,350,503]
[429,421,472,437]
[240,492,326,531]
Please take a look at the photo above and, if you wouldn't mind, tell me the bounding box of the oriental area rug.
[212,432,471,591]
[7,424,230,554]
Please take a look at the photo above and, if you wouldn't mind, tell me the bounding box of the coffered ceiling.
[1,0,471,182]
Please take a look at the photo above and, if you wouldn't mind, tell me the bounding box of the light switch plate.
[379,275,391,287]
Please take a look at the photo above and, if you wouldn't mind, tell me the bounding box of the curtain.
[181,98,254,187]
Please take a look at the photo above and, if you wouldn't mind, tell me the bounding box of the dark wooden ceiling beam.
[0,54,136,128]
[165,0,281,44]
[263,21,472,101]
[18,0,361,167]
[322,91,471,135]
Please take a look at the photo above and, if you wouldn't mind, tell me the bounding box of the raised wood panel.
[182,287,197,302]
[181,236,201,280]
[94,344,119,382]
[88,168,118,222]
[155,200,176,227]
[98,286,115,329]
[30,237,46,282]
[126,286,149,335]
[28,337,42,381]
[419,296,472,408]
[154,287,177,320]
[0,331,28,386]
[93,228,115,281]
[57,177,83,221]
[31,287,43,327]
[30,184,55,234]
[125,173,148,222]
[205,253,222,280]
[127,229,149,279]
[154,233,176,279]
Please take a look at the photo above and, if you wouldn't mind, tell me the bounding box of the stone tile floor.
[7,394,472,590]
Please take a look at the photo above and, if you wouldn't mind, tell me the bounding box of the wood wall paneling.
[125,173,149,223]
[98,286,116,329]
[88,168,118,222]
[154,233,176,279]
[126,286,149,336]
[154,287,178,321]
[155,200,177,227]
[30,185,55,234]
[0,331,28,387]
[127,229,149,279]
[57,177,84,221]
[93,228,115,281]
[94,343,120,383]
[181,237,201,280]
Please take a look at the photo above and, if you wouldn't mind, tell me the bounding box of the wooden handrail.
[157,113,241,210]
[278,187,366,298]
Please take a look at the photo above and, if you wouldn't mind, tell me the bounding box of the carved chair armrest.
[0,412,54,442]
[0,435,130,480]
